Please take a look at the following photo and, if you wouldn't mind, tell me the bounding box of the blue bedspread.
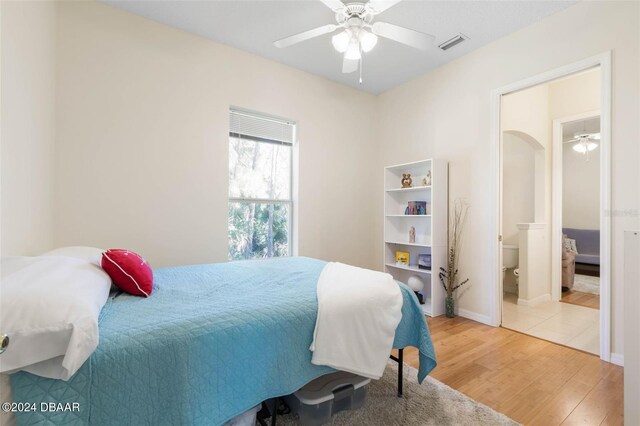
[11,257,436,425]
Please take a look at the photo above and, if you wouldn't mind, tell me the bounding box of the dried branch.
[440,199,470,298]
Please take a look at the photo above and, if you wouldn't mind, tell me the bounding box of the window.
[228,109,295,261]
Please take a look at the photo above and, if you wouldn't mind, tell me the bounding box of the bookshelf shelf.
[383,159,448,317]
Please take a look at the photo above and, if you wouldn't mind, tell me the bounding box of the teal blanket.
[11,257,436,425]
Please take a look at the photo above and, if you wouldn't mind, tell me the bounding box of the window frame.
[227,108,297,260]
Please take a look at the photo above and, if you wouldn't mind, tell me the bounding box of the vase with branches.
[439,199,470,318]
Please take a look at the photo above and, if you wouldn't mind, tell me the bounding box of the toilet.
[502,244,519,281]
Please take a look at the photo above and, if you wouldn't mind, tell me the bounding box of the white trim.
[516,223,546,230]
[489,75,503,327]
[610,353,624,367]
[457,308,492,326]
[384,159,433,170]
[517,293,551,307]
[598,52,612,363]
[291,124,299,257]
[490,51,612,362]
[551,110,600,303]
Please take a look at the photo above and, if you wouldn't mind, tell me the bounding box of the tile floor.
[502,292,600,355]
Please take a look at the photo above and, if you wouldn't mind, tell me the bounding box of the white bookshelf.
[384,159,448,317]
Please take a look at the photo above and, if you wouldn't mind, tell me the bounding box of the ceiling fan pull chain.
[359,53,363,84]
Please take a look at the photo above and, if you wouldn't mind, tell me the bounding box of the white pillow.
[563,238,578,254]
[0,255,110,380]
[41,246,104,266]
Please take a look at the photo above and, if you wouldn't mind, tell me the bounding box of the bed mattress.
[10,257,436,425]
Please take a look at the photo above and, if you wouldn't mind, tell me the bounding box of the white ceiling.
[563,116,600,141]
[101,0,576,94]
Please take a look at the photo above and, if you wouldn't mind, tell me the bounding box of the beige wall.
[502,132,537,245]
[53,1,378,269]
[502,83,550,232]
[0,1,57,256]
[549,68,601,120]
[549,70,601,231]
[376,0,639,357]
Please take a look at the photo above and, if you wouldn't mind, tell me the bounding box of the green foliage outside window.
[228,136,291,260]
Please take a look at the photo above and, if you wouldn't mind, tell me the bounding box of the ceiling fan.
[565,131,600,160]
[273,0,435,79]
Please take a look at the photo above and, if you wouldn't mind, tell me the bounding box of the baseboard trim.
[457,308,492,326]
[610,353,624,366]
[517,293,551,306]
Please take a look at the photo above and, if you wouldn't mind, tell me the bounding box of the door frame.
[551,110,600,302]
[489,51,612,362]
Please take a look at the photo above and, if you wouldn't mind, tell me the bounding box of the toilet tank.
[503,244,519,268]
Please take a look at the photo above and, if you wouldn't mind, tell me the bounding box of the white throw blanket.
[310,262,403,380]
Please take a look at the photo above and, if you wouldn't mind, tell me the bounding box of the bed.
[10,256,436,425]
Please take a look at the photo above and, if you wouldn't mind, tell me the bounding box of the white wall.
[53,1,378,269]
[0,1,57,256]
[624,230,640,424]
[375,0,639,355]
[563,142,600,230]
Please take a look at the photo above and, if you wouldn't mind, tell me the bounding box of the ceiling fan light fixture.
[572,143,587,154]
[572,139,598,154]
[359,30,378,52]
[331,30,350,53]
[345,38,361,60]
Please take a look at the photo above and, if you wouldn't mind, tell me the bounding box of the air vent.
[438,33,468,51]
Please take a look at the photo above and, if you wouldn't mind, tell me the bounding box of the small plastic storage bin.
[284,371,370,426]
[223,404,260,426]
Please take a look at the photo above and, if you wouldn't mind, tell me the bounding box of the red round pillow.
[101,249,153,297]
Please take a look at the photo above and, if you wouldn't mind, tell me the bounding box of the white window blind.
[229,109,295,145]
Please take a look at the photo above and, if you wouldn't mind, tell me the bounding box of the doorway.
[490,53,612,361]
[554,113,601,314]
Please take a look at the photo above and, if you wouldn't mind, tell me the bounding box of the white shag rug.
[573,274,600,295]
[277,362,519,426]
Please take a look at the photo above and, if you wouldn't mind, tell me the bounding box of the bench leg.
[271,398,277,426]
[397,348,403,397]
[389,348,404,398]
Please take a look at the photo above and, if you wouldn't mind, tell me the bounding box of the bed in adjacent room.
[7,256,436,425]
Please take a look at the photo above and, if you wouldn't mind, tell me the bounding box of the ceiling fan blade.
[342,56,359,74]
[274,24,337,48]
[367,0,402,14]
[371,22,435,50]
[319,0,346,11]
[564,139,580,144]
[590,133,601,140]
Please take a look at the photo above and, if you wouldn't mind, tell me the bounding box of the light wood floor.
[394,316,623,425]
[561,290,600,310]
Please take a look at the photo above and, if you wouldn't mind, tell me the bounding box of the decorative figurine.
[407,275,425,292]
[418,254,432,270]
[395,251,410,265]
[401,173,412,188]
[423,170,432,186]
[407,275,425,304]
[409,226,416,243]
